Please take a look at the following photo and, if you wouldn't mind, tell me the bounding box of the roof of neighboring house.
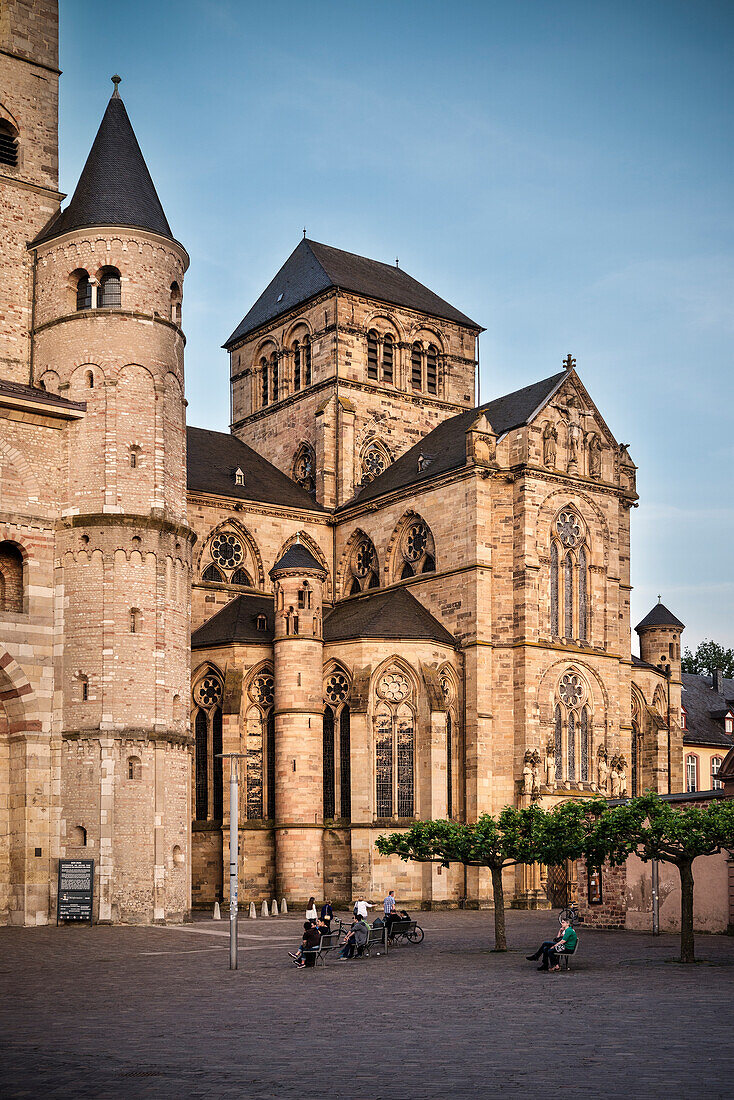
[323,586,457,647]
[224,238,481,346]
[191,594,274,648]
[187,426,324,511]
[270,542,326,575]
[635,601,685,631]
[681,672,734,748]
[34,90,175,245]
[344,370,566,507]
[0,378,86,412]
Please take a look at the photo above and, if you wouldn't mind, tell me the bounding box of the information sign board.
[57,859,94,924]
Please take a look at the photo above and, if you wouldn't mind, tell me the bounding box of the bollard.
[261,899,269,917]
[270,899,278,917]
[249,901,256,919]
[212,901,221,920]
[280,898,288,915]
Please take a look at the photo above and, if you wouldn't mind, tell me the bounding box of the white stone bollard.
[212,901,221,920]
[270,899,278,917]
[261,899,269,917]
[249,901,257,919]
[280,898,288,915]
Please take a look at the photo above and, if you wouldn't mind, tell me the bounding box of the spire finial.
[111,74,122,98]
[395,257,399,268]
[303,227,307,239]
[563,353,576,371]
[657,594,661,604]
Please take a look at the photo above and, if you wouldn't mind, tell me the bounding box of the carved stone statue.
[617,754,628,796]
[542,422,557,468]
[522,751,534,795]
[531,750,541,794]
[610,756,621,798]
[545,739,555,787]
[597,746,609,793]
[588,433,602,479]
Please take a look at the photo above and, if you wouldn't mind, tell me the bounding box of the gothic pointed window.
[446,711,453,819]
[212,707,223,820]
[245,670,274,820]
[397,517,436,579]
[323,705,336,819]
[202,563,224,583]
[261,358,269,408]
[567,709,576,781]
[554,704,563,782]
[324,670,351,820]
[231,567,252,587]
[550,542,559,635]
[245,706,264,819]
[360,442,390,485]
[76,272,92,311]
[293,442,316,498]
[195,709,208,820]
[304,336,312,386]
[383,334,394,383]
[631,726,639,796]
[375,704,393,818]
[367,330,379,380]
[564,552,574,637]
[193,669,224,822]
[346,534,379,594]
[580,707,589,782]
[551,508,589,643]
[426,344,438,395]
[293,340,301,391]
[374,668,415,820]
[411,343,422,390]
[340,704,351,819]
[266,709,276,819]
[98,267,121,308]
[578,545,588,642]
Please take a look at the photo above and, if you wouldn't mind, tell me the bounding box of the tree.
[681,640,734,679]
[375,807,545,951]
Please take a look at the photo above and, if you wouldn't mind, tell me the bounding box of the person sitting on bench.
[290,921,321,968]
[526,919,577,971]
[339,917,368,959]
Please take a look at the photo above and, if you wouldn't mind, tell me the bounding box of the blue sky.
[59,0,733,649]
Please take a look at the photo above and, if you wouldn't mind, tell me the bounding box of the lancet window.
[293,442,316,498]
[440,670,459,820]
[346,534,380,595]
[245,670,275,820]
[553,671,591,786]
[374,668,415,819]
[631,691,642,796]
[323,670,351,820]
[549,508,590,642]
[397,517,436,579]
[193,670,224,822]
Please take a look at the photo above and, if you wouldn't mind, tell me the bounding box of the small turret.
[635,599,685,680]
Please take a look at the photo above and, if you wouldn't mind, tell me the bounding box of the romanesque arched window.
[323,669,351,820]
[411,342,422,390]
[554,671,591,787]
[426,344,438,395]
[360,440,390,485]
[293,442,316,498]
[396,517,436,579]
[345,533,379,596]
[75,270,92,311]
[374,667,415,819]
[170,281,182,324]
[293,340,301,391]
[303,335,312,386]
[261,357,269,408]
[270,352,278,402]
[550,508,589,642]
[367,330,379,380]
[98,266,121,308]
[383,334,394,383]
[245,669,275,820]
[192,670,224,822]
[0,541,24,613]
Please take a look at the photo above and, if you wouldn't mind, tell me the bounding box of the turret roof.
[635,602,685,631]
[34,86,175,245]
[269,542,326,576]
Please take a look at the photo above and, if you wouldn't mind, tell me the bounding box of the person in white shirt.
[305,896,318,921]
[353,897,374,920]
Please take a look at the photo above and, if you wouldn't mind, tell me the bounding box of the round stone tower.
[269,540,327,905]
[30,80,194,923]
[635,599,685,681]
[635,599,685,792]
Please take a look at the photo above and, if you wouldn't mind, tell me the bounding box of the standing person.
[305,896,318,922]
[320,898,334,931]
[353,896,374,921]
[383,890,396,919]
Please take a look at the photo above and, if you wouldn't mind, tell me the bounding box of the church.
[0,3,686,924]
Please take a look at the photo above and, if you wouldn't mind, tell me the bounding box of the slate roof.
[0,379,86,412]
[270,542,326,575]
[631,654,661,673]
[681,673,734,748]
[224,238,481,346]
[187,426,324,511]
[191,594,274,648]
[635,602,685,631]
[323,587,457,647]
[34,91,175,245]
[345,370,566,506]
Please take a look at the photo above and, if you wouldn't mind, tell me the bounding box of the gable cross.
[563,354,576,371]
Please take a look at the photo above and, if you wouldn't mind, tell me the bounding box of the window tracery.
[374,667,415,818]
[193,669,224,822]
[293,442,316,498]
[245,669,275,820]
[323,670,351,820]
[346,534,379,595]
[398,518,435,579]
[360,441,390,485]
[553,670,592,788]
[549,507,589,642]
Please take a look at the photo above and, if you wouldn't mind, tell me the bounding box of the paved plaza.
[2,909,733,1099]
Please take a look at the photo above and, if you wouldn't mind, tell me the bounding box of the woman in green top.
[526,919,578,971]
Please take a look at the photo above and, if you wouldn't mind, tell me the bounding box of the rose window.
[362,446,386,482]
[196,675,223,708]
[555,512,581,549]
[559,673,584,709]
[249,674,274,706]
[325,673,349,705]
[404,522,428,562]
[211,533,244,569]
[379,672,410,703]
[354,540,376,577]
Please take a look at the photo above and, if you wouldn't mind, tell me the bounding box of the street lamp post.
[217,753,246,970]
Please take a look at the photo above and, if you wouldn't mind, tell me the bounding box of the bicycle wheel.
[406,926,424,943]
[559,908,576,925]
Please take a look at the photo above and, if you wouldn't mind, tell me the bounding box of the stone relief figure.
[610,756,621,798]
[531,750,541,794]
[522,750,534,795]
[597,746,609,793]
[542,421,557,468]
[588,433,602,479]
[617,754,628,796]
[545,739,555,787]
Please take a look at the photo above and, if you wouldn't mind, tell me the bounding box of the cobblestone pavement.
[2,909,733,1099]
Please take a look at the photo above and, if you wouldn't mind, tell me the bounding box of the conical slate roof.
[635,601,685,631]
[34,85,174,244]
[269,542,326,576]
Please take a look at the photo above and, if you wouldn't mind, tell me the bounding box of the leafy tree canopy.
[681,639,734,679]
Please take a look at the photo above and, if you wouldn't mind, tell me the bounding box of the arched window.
[580,707,589,782]
[550,509,589,642]
[685,753,698,793]
[212,707,223,820]
[550,542,559,635]
[270,352,278,402]
[712,756,723,790]
[194,708,208,820]
[554,704,563,781]
[578,545,588,642]
[266,709,276,819]
[129,607,140,634]
[411,343,422,389]
[0,119,19,167]
[127,756,142,780]
[0,541,24,613]
[231,567,251,586]
[346,534,379,595]
[245,670,275,820]
[85,369,94,388]
[554,671,589,786]
[340,704,351,819]
[374,667,415,819]
[567,709,576,781]
[303,336,312,386]
[293,442,316,498]
[261,357,269,407]
[293,340,301,391]
[446,711,453,819]
[170,281,182,324]
[383,334,394,383]
[70,825,87,847]
[426,344,438,395]
[367,330,379,380]
[324,670,351,820]
[360,441,390,485]
[193,670,224,822]
[75,271,92,311]
[323,705,336,819]
[202,563,223,583]
[397,517,436,579]
[98,267,121,308]
[563,553,573,637]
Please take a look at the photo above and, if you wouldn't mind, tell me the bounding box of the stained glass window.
[446,711,453,819]
[580,707,589,782]
[567,709,576,782]
[375,712,393,817]
[397,707,415,818]
[195,708,208,820]
[554,704,563,782]
[578,545,588,642]
[246,709,263,819]
[323,706,335,819]
[564,553,574,637]
[340,705,351,820]
[212,708,223,820]
[266,709,276,819]
[631,724,639,796]
[550,542,559,635]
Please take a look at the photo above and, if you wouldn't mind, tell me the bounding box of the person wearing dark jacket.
[320,899,334,931]
[298,921,322,968]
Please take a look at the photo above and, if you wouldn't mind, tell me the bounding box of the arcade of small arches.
[0,540,25,613]
[69,266,182,321]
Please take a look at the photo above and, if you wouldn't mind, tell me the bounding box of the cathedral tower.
[31,80,194,922]
[635,600,685,792]
[270,541,327,904]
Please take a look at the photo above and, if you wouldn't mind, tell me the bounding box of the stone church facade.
[0,2,685,924]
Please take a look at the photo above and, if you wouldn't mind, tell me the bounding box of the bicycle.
[559,905,578,926]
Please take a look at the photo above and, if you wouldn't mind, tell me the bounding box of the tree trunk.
[490,864,507,951]
[678,858,695,964]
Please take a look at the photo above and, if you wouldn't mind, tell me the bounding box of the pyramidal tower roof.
[35,78,175,245]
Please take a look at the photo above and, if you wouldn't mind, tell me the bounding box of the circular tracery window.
[362,445,386,482]
[249,673,274,706]
[354,539,376,577]
[196,675,223,708]
[559,673,584,709]
[378,671,410,703]
[555,511,582,549]
[325,672,349,705]
[404,521,428,562]
[211,533,244,569]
